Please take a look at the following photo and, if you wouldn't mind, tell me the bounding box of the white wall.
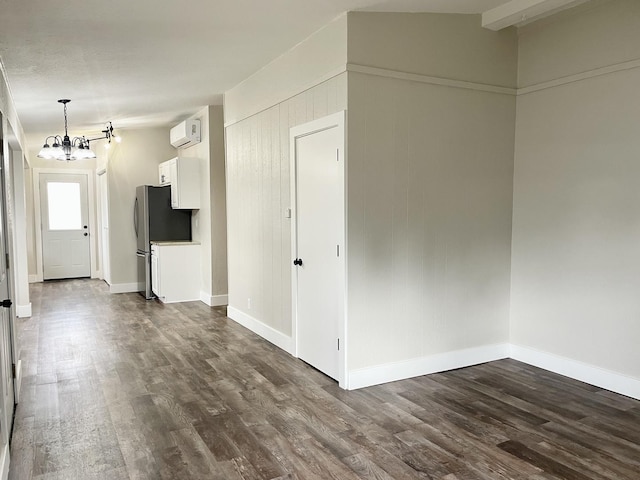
[224,11,516,386]
[511,0,640,381]
[0,63,25,150]
[226,74,347,343]
[106,127,176,290]
[224,15,347,125]
[346,13,517,381]
[224,14,349,345]
[179,105,227,305]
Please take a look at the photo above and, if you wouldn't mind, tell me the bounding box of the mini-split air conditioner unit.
[170,119,201,148]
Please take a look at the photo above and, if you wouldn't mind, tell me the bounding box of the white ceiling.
[0,0,512,153]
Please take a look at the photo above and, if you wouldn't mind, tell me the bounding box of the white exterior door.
[291,112,345,383]
[40,173,91,280]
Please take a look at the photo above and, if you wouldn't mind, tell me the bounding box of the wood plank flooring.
[8,279,640,479]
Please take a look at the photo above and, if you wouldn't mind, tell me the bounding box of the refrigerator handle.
[134,197,139,238]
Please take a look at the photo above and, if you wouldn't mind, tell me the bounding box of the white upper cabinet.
[158,161,172,185]
[158,157,200,209]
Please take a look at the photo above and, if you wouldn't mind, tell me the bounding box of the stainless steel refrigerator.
[134,185,192,299]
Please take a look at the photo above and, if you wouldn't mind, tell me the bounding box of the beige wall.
[348,12,518,88]
[517,0,640,88]
[208,106,228,298]
[106,127,176,287]
[511,0,640,378]
[347,76,515,370]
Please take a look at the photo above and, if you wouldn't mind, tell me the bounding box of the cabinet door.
[151,252,160,296]
[159,162,170,185]
[170,160,179,208]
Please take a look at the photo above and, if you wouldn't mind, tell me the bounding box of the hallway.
[8,280,640,479]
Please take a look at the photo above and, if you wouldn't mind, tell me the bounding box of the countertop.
[150,241,201,246]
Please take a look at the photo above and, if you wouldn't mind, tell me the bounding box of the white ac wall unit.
[170,119,201,148]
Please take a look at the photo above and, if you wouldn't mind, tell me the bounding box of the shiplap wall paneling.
[225,74,347,338]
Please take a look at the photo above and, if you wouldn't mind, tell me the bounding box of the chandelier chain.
[63,102,69,136]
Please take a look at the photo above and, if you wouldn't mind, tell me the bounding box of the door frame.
[290,111,347,389]
[32,168,98,282]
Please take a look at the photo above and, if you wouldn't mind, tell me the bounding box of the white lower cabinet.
[150,242,200,303]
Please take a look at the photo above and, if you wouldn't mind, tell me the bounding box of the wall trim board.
[0,443,8,480]
[347,64,518,96]
[224,65,347,128]
[199,292,228,307]
[16,303,31,318]
[109,283,139,294]
[227,306,294,355]
[518,57,640,96]
[13,359,22,404]
[224,61,519,129]
[510,344,640,400]
[347,343,511,390]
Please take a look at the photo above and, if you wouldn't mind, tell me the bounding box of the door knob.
[84,233,88,236]
[293,258,303,266]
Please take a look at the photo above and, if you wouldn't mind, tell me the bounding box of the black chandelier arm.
[43,135,63,146]
[84,133,111,143]
[71,136,88,147]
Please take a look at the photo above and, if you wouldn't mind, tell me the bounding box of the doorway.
[39,173,90,279]
[290,111,346,387]
[33,168,100,282]
[0,113,15,472]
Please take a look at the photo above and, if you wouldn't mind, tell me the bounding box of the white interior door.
[39,173,91,280]
[292,112,345,382]
[0,129,15,460]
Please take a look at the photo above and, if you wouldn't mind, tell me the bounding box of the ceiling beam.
[482,0,590,31]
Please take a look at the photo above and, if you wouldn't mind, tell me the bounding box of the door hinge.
[336,149,339,162]
[337,338,340,351]
[337,245,340,257]
[11,363,15,379]
[5,253,8,269]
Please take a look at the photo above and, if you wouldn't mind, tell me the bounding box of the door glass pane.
[47,182,82,230]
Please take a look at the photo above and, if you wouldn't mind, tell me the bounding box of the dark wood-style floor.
[8,280,640,479]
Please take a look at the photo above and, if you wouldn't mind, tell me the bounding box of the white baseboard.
[109,283,140,294]
[28,274,39,284]
[16,303,32,318]
[347,343,510,390]
[227,306,294,355]
[510,344,640,401]
[13,359,22,403]
[200,292,228,307]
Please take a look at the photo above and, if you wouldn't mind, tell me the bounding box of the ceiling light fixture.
[37,99,121,161]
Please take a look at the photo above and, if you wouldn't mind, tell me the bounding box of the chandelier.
[37,99,120,161]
